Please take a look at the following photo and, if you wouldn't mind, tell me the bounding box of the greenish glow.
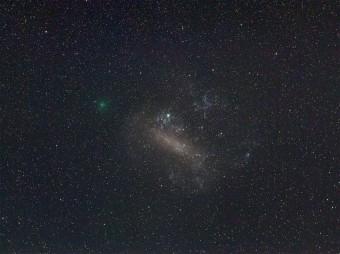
[97,99,109,112]
[99,101,106,108]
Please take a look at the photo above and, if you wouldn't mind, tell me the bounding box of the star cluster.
[127,84,261,193]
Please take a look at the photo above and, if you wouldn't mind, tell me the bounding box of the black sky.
[1,1,339,253]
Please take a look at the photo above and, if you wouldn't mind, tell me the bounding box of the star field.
[1,1,339,253]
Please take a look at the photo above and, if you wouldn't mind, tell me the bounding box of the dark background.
[1,1,339,253]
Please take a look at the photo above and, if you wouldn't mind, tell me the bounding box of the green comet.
[96,99,109,112]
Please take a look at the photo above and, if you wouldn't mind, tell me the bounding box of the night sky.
[1,1,339,253]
